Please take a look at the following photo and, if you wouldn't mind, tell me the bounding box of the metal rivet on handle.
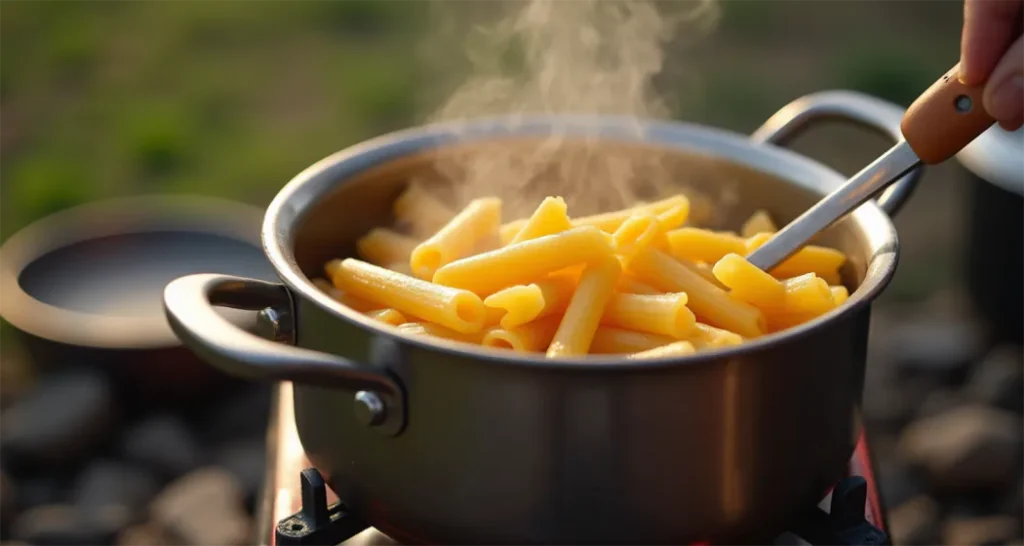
[954,95,972,113]
[256,306,294,343]
[353,390,386,427]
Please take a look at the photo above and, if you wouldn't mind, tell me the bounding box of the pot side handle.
[163,273,406,436]
[751,90,924,218]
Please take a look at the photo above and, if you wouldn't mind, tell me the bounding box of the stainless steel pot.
[164,91,922,544]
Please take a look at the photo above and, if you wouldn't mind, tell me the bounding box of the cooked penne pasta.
[830,285,849,306]
[601,292,695,339]
[312,277,379,312]
[356,228,419,267]
[655,199,690,231]
[366,308,408,326]
[410,197,502,280]
[547,257,622,357]
[392,183,456,237]
[666,228,746,264]
[484,275,576,329]
[327,259,485,333]
[744,233,847,281]
[433,226,615,296]
[777,273,835,315]
[499,218,529,245]
[616,276,661,295]
[688,322,744,350]
[509,196,573,244]
[482,315,562,352]
[589,327,676,354]
[629,248,765,338]
[573,195,689,233]
[398,322,487,344]
[627,340,696,359]
[712,253,785,309]
[740,209,777,237]
[612,213,661,265]
[385,261,414,276]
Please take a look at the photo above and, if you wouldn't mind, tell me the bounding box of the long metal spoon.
[746,63,996,272]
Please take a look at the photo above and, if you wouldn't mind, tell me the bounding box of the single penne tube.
[666,227,747,264]
[485,307,506,327]
[432,226,615,296]
[629,248,765,338]
[766,310,821,332]
[627,340,696,360]
[509,196,573,244]
[547,257,622,357]
[616,276,661,295]
[573,195,690,233]
[830,285,850,306]
[688,322,744,350]
[655,199,690,231]
[392,183,455,237]
[744,233,847,280]
[410,197,502,280]
[777,273,835,315]
[589,326,676,354]
[366,308,407,326]
[482,315,563,352]
[741,209,778,237]
[484,275,576,329]
[601,292,695,339]
[327,259,485,333]
[385,261,414,276]
[499,218,530,245]
[397,322,487,345]
[712,253,785,309]
[612,213,661,265]
[312,277,379,312]
[356,228,419,266]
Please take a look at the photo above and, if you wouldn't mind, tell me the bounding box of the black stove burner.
[274,469,888,545]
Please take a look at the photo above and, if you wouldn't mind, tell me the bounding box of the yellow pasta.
[499,219,529,245]
[393,183,455,237]
[482,315,562,352]
[741,209,777,237]
[629,248,765,338]
[744,233,847,281]
[433,226,615,296]
[484,275,576,329]
[666,228,746,264]
[612,214,661,266]
[627,340,696,360]
[616,276,661,295]
[655,199,691,231]
[573,195,690,233]
[688,322,744,350]
[398,322,487,344]
[601,292,695,339]
[712,253,785,309]
[410,197,502,280]
[509,196,573,245]
[366,308,407,326]
[777,273,835,315]
[831,285,849,306]
[312,277,379,312]
[385,261,414,276]
[356,228,419,267]
[547,257,622,357]
[589,327,676,354]
[327,258,485,334]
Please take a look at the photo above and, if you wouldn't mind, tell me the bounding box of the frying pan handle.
[751,90,924,218]
[164,273,406,436]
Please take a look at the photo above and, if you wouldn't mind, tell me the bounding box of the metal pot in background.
[165,91,923,544]
[0,195,278,408]
[957,127,1023,345]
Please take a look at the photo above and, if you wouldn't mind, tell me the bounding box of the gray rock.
[862,384,916,432]
[898,404,1023,490]
[942,515,1019,546]
[888,495,940,545]
[890,318,983,383]
[0,372,114,467]
[10,504,116,545]
[877,460,926,508]
[150,467,251,545]
[967,345,1024,413]
[116,522,173,546]
[74,460,159,532]
[15,477,65,510]
[214,438,266,514]
[122,415,204,479]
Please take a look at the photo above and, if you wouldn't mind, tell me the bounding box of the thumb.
[982,34,1024,131]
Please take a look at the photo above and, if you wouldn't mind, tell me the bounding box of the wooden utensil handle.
[900,63,995,164]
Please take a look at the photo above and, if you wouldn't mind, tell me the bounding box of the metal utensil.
[748,63,996,271]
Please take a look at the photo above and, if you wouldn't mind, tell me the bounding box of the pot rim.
[0,194,266,350]
[264,114,899,369]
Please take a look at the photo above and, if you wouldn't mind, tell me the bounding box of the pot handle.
[164,273,406,436]
[750,90,924,218]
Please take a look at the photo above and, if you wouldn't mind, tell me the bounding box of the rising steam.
[418,0,721,220]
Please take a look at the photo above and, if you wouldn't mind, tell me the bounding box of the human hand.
[960,0,1024,130]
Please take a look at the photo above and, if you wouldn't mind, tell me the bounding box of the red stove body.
[257,384,887,546]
